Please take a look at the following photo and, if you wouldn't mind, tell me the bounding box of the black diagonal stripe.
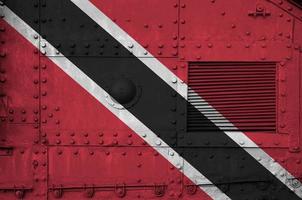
[5,1,300,199]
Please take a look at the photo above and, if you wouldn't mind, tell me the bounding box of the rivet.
[57,149,63,155]
[171,77,177,83]
[155,140,161,146]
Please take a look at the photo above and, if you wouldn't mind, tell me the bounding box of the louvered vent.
[188,62,277,133]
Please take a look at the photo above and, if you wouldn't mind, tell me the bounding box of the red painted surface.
[90,0,302,182]
[1,0,302,199]
[0,20,211,200]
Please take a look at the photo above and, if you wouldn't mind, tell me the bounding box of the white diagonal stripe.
[70,0,302,197]
[2,5,231,200]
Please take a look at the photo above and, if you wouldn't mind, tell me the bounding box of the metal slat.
[187,63,276,132]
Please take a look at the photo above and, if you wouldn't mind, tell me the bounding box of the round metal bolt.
[171,77,177,83]
[15,190,25,199]
[155,140,161,146]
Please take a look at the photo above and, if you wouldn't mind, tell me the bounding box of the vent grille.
[188,62,277,132]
